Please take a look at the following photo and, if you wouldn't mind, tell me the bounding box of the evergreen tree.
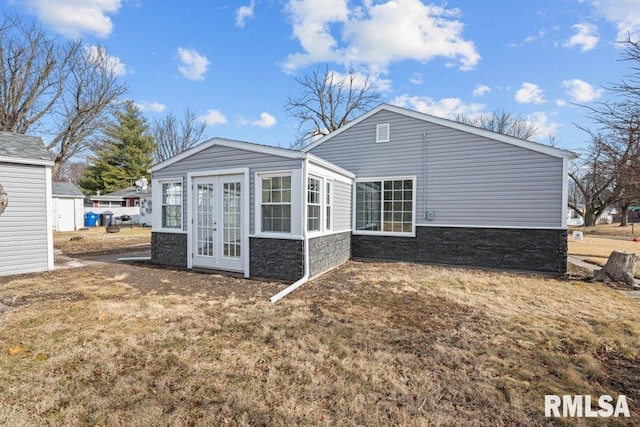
[80,101,156,194]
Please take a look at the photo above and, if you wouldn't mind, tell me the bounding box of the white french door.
[192,174,244,272]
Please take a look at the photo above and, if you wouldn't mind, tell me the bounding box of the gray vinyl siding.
[333,180,351,231]
[152,144,302,234]
[309,110,564,228]
[0,163,49,275]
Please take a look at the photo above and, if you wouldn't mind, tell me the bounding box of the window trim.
[154,178,184,233]
[352,176,417,237]
[307,176,322,233]
[254,170,302,238]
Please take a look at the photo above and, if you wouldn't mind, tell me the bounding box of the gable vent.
[376,123,390,143]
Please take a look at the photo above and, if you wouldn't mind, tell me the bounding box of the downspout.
[423,131,428,219]
[269,156,310,303]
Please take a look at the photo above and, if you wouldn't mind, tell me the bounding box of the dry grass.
[54,226,151,254]
[568,235,640,275]
[570,223,640,237]
[1,260,639,425]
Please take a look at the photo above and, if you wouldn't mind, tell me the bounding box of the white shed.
[52,182,85,231]
[0,132,54,276]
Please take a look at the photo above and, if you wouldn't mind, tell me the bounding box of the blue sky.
[3,0,640,153]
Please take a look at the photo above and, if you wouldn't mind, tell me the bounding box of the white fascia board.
[151,137,304,172]
[303,103,574,159]
[0,155,55,167]
[306,153,356,179]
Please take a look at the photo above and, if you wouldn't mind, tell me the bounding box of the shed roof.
[52,182,84,198]
[0,132,54,166]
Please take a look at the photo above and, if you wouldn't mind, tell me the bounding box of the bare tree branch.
[0,14,127,175]
[454,110,539,140]
[152,109,207,162]
[285,66,381,149]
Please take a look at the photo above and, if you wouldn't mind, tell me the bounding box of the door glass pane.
[223,182,242,259]
[196,183,214,257]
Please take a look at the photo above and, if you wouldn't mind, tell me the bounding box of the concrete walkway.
[54,247,151,270]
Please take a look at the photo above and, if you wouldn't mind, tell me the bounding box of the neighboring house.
[150,104,571,282]
[596,207,617,225]
[0,132,54,276]
[87,185,152,226]
[567,206,585,227]
[52,182,85,231]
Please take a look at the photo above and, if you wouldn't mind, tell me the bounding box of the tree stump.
[106,224,120,233]
[592,251,639,287]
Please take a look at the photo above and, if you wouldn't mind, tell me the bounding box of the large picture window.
[356,178,414,234]
[261,175,291,233]
[161,181,182,228]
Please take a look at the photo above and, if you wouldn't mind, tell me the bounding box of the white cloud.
[20,0,121,38]
[198,109,227,126]
[177,47,210,81]
[84,45,126,76]
[556,99,568,107]
[472,84,491,97]
[246,112,277,128]
[588,0,640,41]
[562,79,604,103]
[283,0,480,73]
[563,23,599,52]
[391,94,485,119]
[515,82,545,104]
[135,101,166,113]
[526,112,561,139]
[409,72,423,85]
[236,1,255,28]
[510,29,548,47]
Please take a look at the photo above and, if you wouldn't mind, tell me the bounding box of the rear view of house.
[0,132,54,276]
[150,104,570,283]
[305,104,570,274]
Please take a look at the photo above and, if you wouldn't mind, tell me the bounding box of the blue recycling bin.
[84,212,99,227]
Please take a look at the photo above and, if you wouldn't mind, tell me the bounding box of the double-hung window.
[355,178,414,234]
[161,181,182,229]
[307,177,321,232]
[261,175,292,233]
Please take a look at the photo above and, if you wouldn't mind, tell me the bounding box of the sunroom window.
[261,175,291,233]
[356,178,413,234]
[161,181,182,228]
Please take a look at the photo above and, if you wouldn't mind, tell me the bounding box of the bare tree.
[285,66,381,149]
[568,133,628,226]
[53,160,87,186]
[0,14,127,175]
[152,109,206,162]
[454,110,538,140]
[570,36,640,227]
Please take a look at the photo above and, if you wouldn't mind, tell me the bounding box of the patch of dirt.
[597,347,640,416]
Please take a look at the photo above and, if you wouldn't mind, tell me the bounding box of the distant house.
[0,132,54,276]
[150,104,571,283]
[52,182,85,231]
[87,185,152,226]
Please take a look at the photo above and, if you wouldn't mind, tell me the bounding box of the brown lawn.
[568,234,640,275]
[1,260,638,425]
[54,226,151,255]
